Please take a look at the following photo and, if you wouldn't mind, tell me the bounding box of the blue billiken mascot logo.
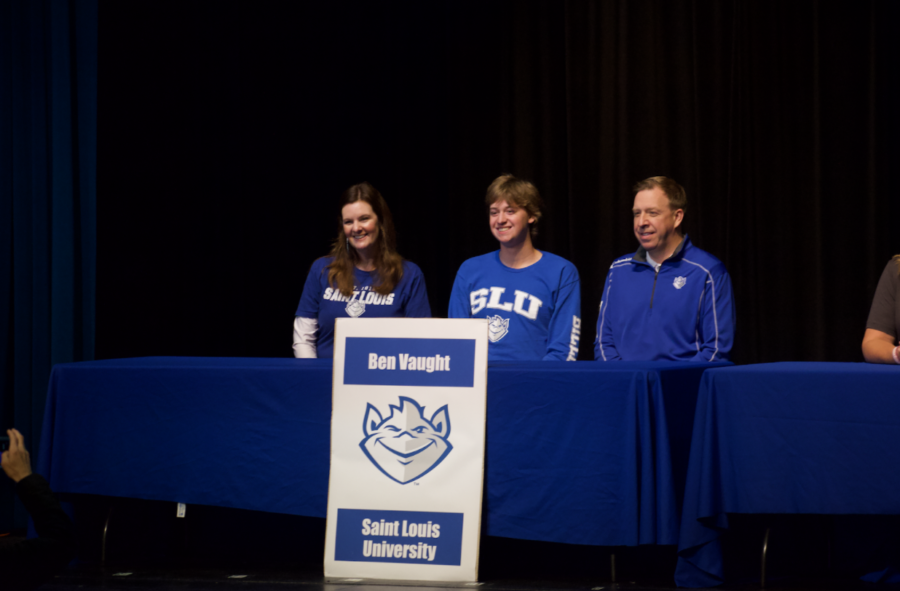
[487,315,509,342]
[360,397,452,484]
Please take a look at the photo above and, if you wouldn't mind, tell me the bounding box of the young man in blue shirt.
[449,175,581,361]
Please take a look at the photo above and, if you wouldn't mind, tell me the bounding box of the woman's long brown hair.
[325,182,404,297]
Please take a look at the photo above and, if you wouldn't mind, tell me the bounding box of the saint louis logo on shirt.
[487,315,509,342]
[346,300,366,317]
[673,276,687,290]
[322,286,397,317]
[360,397,452,484]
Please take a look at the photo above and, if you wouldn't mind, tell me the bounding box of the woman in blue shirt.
[293,182,431,358]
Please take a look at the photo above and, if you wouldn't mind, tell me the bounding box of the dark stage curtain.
[0,0,97,529]
[446,0,900,363]
[97,1,898,364]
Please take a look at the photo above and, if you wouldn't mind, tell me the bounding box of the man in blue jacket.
[595,177,735,362]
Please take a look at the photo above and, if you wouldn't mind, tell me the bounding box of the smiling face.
[342,200,379,256]
[360,398,453,484]
[489,199,535,247]
[632,186,684,259]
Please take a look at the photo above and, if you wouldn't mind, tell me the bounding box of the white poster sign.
[324,318,488,582]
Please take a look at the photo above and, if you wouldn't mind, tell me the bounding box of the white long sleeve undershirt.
[292,317,319,358]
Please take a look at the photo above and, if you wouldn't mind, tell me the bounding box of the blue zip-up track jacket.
[594,235,735,362]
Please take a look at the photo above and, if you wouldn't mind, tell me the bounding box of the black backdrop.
[97,0,900,363]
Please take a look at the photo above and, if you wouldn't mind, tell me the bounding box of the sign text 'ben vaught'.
[368,353,451,373]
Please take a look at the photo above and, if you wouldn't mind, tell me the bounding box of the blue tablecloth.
[675,362,900,588]
[38,357,724,547]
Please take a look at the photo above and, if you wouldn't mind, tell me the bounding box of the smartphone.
[0,436,8,452]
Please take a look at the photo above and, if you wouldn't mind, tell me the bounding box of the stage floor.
[41,563,882,591]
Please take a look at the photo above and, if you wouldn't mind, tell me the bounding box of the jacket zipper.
[650,266,660,308]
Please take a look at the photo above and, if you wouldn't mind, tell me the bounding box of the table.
[38,357,725,548]
[675,362,900,588]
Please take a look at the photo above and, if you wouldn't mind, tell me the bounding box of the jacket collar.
[632,234,691,265]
